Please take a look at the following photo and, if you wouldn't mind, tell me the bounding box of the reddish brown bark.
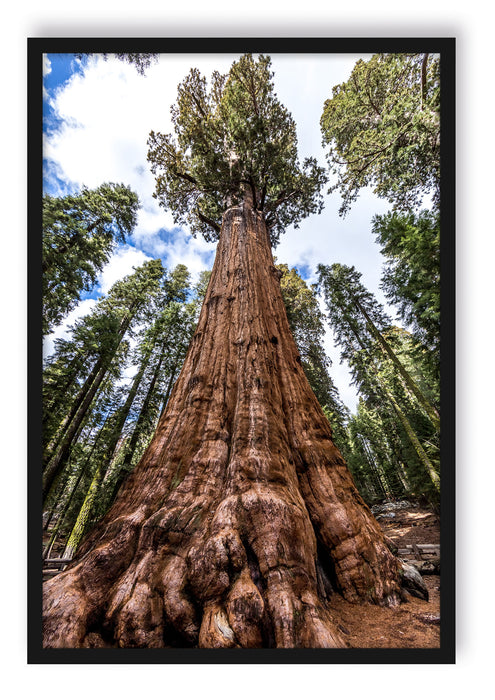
[42,202,402,649]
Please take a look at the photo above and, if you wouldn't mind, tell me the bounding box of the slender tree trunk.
[42,309,138,501]
[63,464,103,559]
[43,308,136,471]
[43,363,109,500]
[43,357,104,465]
[106,343,169,506]
[359,435,388,499]
[397,460,411,492]
[386,389,440,492]
[341,314,438,495]
[43,402,100,508]
[43,465,86,559]
[43,412,114,557]
[364,366,439,495]
[354,298,440,431]
[43,202,405,649]
[100,345,154,469]
[43,353,86,427]
[159,344,186,415]
[93,347,168,518]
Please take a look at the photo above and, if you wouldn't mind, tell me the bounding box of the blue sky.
[42,51,396,411]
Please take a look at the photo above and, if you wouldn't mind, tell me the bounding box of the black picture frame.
[28,36,455,664]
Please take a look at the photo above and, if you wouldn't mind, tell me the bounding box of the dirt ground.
[328,500,441,648]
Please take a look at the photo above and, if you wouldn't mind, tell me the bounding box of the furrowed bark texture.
[43,203,401,649]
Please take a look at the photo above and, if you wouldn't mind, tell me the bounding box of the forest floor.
[43,499,441,649]
[328,499,441,649]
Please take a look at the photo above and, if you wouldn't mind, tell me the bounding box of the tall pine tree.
[42,182,140,335]
[42,259,164,501]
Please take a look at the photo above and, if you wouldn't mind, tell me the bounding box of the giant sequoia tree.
[42,54,424,650]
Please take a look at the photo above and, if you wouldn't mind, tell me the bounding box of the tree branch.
[196,208,221,234]
[270,189,300,211]
[174,170,198,185]
[421,53,429,110]
[260,183,267,211]
[248,175,258,209]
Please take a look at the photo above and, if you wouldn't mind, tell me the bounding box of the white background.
[1,2,491,696]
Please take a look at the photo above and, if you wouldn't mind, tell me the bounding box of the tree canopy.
[320,53,440,216]
[147,53,327,245]
[42,182,140,335]
[372,208,440,360]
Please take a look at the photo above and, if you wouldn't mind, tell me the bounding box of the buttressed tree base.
[42,199,416,649]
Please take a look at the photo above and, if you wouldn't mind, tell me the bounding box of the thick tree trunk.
[43,202,403,649]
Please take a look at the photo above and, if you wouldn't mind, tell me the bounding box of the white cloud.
[45,56,236,191]
[270,54,371,162]
[42,54,52,77]
[42,54,52,100]
[97,245,152,295]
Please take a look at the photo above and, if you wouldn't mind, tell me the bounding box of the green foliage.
[347,401,405,503]
[320,53,440,216]
[317,262,391,370]
[347,339,439,504]
[376,330,440,495]
[92,276,201,518]
[97,259,165,331]
[147,54,327,245]
[42,315,120,444]
[42,182,140,335]
[317,262,438,408]
[373,209,440,372]
[317,262,439,503]
[193,270,212,306]
[42,259,165,495]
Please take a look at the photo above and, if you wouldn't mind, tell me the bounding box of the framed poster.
[28,37,455,663]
